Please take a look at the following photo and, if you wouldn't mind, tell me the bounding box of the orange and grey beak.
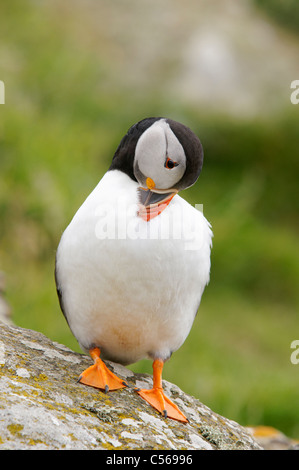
[138,178,177,222]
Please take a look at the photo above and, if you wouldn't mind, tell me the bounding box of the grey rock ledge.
[0,321,261,450]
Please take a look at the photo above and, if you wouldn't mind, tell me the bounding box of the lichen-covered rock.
[0,321,261,450]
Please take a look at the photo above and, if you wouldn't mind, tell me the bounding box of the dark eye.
[164,157,178,169]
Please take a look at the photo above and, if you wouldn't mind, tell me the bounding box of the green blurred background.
[1,1,298,438]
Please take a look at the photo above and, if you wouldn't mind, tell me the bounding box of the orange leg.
[78,347,128,392]
[136,359,188,423]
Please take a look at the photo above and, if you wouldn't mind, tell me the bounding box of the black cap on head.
[109,117,203,190]
[109,118,162,181]
[166,118,203,190]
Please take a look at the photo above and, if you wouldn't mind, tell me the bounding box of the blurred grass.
[254,0,299,35]
[1,1,299,438]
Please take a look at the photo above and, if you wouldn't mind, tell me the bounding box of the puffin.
[55,117,213,423]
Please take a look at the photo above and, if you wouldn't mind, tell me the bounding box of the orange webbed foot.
[136,359,188,423]
[137,387,188,423]
[78,347,128,392]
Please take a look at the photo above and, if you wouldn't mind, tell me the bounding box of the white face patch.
[134,119,186,190]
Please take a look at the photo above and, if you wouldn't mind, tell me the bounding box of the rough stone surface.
[0,321,261,450]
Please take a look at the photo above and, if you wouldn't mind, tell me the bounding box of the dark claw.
[163,409,168,419]
[122,381,129,387]
[77,375,82,383]
[104,384,109,394]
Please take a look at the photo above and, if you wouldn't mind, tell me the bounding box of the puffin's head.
[109,117,204,220]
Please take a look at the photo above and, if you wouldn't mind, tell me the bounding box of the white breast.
[55,170,212,365]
